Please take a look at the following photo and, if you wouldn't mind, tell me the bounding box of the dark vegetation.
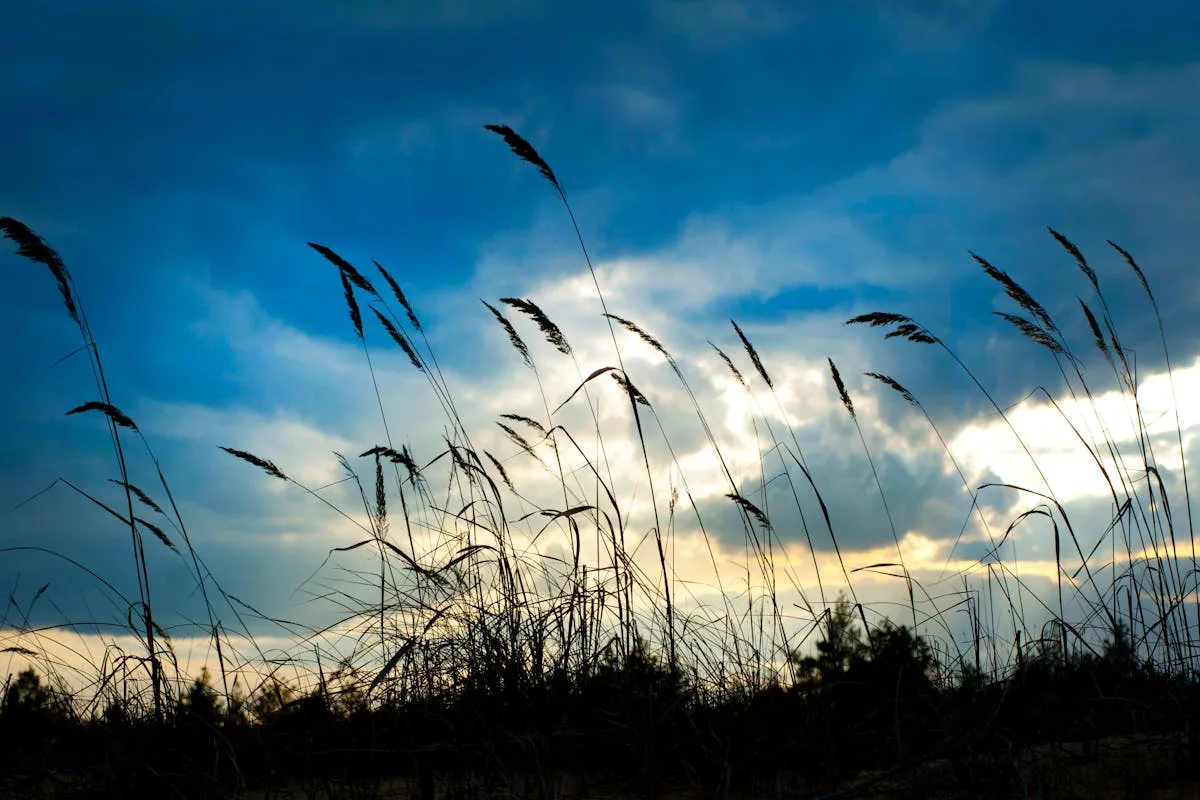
[2,127,1198,798]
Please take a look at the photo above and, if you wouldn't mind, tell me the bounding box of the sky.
[3,0,1200,684]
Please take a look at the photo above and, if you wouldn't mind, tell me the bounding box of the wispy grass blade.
[710,342,747,387]
[502,297,572,355]
[136,517,175,551]
[370,307,423,371]
[828,358,854,418]
[612,372,651,407]
[1048,227,1098,294]
[373,259,422,331]
[0,216,78,325]
[845,312,939,345]
[727,493,771,529]
[731,320,772,388]
[1108,239,1156,309]
[605,313,671,361]
[482,300,532,368]
[108,480,164,515]
[864,372,916,406]
[219,446,289,481]
[308,242,379,297]
[340,270,364,339]
[65,401,138,431]
[484,124,561,192]
[995,312,1065,355]
[971,251,1058,334]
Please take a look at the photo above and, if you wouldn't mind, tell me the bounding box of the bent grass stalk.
[2,131,1198,797]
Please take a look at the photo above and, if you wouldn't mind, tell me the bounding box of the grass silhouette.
[1,126,1199,798]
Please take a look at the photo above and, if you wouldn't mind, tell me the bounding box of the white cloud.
[951,355,1200,506]
[17,55,1196,664]
[136,399,355,491]
[178,57,1200,592]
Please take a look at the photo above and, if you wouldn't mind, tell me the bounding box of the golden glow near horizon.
[5,515,1195,700]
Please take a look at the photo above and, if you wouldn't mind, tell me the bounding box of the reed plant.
[1,126,1198,798]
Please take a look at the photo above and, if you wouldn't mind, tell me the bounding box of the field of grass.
[1,126,1198,798]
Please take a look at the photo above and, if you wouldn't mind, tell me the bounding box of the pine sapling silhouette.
[793,593,865,685]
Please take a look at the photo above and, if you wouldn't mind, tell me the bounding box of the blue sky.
[3,0,1200,676]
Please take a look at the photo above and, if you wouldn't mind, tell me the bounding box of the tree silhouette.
[180,666,222,725]
[792,593,865,685]
[3,668,53,715]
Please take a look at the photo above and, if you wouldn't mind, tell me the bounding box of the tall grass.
[1,128,1198,798]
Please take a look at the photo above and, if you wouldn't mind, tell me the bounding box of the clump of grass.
[2,130,1199,799]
